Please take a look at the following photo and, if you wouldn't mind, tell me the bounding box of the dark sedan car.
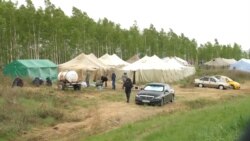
[135,83,175,106]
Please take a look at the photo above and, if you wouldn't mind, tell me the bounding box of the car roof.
[200,76,219,80]
[146,83,169,86]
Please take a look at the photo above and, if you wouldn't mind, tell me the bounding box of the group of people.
[12,77,52,87]
[110,72,133,103]
[88,71,133,103]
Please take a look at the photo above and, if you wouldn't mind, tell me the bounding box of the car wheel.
[218,85,224,90]
[198,83,203,88]
[159,98,164,106]
[170,95,174,103]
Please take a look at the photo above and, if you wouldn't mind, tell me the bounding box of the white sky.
[13,0,250,50]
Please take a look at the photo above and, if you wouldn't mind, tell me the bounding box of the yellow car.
[214,75,240,90]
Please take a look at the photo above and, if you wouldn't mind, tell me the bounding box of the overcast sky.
[13,0,250,50]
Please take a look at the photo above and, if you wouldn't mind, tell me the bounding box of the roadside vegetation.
[0,69,250,140]
[84,95,250,141]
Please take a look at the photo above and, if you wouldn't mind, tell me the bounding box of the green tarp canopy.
[3,59,58,80]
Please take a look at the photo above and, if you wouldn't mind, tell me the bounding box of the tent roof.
[98,53,129,67]
[59,53,109,71]
[3,59,58,80]
[162,57,185,68]
[126,54,140,63]
[14,59,57,68]
[122,55,182,71]
[230,58,250,72]
[204,58,236,66]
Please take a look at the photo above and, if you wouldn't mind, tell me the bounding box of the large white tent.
[58,53,109,81]
[162,57,195,78]
[122,55,195,83]
[98,53,130,68]
[126,54,140,63]
[230,59,250,73]
[204,58,236,67]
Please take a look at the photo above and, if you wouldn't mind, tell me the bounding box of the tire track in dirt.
[19,83,250,141]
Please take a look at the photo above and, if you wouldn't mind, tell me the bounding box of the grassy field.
[1,68,250,141]
[84,95,250,141]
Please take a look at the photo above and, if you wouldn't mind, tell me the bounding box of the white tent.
[230,59,250,72]
[122,55,195,83]
[174,56,189,66]
[98,53,129,68]
[126,54,140,63]
[162,57,195,78]
[204,58,236,67]
[58,53,109,81]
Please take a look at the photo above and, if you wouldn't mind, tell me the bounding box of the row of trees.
[0,0,249,66]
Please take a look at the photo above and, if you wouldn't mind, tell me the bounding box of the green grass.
[0,85,92,140]
[84,95,250,141]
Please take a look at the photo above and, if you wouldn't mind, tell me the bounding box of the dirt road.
[20,82,250,141]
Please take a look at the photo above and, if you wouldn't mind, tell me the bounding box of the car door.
[201,77,209,87]
[164,85,171,102]
[209,77,217,88]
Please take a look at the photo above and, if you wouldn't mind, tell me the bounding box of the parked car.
[194,76,231,90]
[135,83,175,106]
[214,75,240,90]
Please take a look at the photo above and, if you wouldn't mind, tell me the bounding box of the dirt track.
[19,82,250,141]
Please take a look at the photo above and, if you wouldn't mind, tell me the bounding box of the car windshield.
[144,85,164,92]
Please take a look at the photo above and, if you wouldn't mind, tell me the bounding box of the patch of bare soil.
[19,82,250,141]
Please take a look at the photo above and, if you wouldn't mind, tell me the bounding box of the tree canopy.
[0,0,248,66]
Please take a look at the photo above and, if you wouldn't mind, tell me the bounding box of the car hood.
[228,81,240,86]
[137,90,163,97]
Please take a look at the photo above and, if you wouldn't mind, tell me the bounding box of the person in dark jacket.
[111,72,116,90]
[85,70,90,87]
[46,77,52,86]
[12,77,23,87]
[101,75,108,87]
[32,77,43,87]
[123,78,133,103]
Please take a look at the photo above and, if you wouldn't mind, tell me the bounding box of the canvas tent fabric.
[3,59,58,80]
[174,56,189,66]
[229,59,250,73]
[98,53,130,68]
[126,54,140,63]
[204,58,236,67]
[121,55,195,83]
[58,53,109,81]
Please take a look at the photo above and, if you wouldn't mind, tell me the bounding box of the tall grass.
[0,84,86,140]
[84,95,250,141]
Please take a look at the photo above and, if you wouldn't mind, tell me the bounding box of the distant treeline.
[0,0,249,65]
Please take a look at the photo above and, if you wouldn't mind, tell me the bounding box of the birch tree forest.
[0,0,248,66]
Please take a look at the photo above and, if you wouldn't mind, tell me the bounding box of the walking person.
[85,70,90,87]
[111,72,116,90]
[121,72,127,89]
[123,78,133,103]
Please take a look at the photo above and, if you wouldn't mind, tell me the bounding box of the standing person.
[101,75,108,87]
[123,78,133,103]
[111,72,116,90]
[85,70,90,87]
[121,72,128,89]
[12,77,24,87]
